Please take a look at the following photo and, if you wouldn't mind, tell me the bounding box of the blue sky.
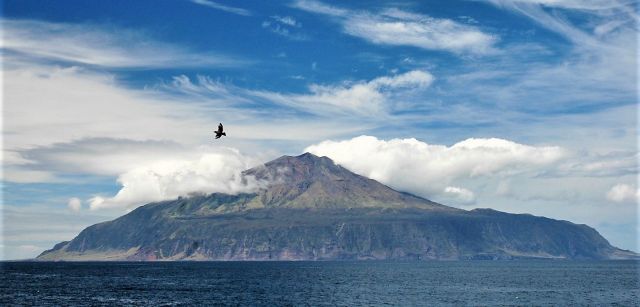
[2,0,638,259]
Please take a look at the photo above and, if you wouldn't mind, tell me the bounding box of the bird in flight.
[214,123,226,139]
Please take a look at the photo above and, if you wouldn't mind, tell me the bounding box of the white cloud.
[293,1,498,54]
[1,63,250,182]
[305,135,566,200]
[304,135,637,251]
[189,0,252,16]
[292,0,348,16]
[487,0,629,10]
[3,65,210,151]
[555,151,637,177]
[262,15,307,40]
[271,16,301,27]
[165,70,433,117]
[2,169,55,183]
[368,70,434,88]
[483,0,636,51]
[252,70,434,116]
[606,184,639,203]
[2,151,35,166]
[344,9,499,55]
[67,198,82,212]
[1,19,243,68]
[440,1,636,120]
[2,63,374,182]
[20,138,192,177]
[262,23,308,41]
[443,186,476,205]
[88,148,265,210]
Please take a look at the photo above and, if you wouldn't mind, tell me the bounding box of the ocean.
[1,260,638,306]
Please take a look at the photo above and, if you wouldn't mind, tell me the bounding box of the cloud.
[1,19,244,68]
[305,135,566,200]
[20,138,191,176]
[261,24,306,40]
[606,184,639,203]
[1,62,372,182]
[292,1,498,54]
[440,0,636,117]
[304,135,637,251]
[292,0,348,16]
[443,186,476,205]
[164,70,433,117]
[2,169,55,183]
[189,0,251,16]
[554,151,637,178]
[484,0,636,49]
[480,0,636,59]
[251,70,434,116]
[271,16,301,27]
[262,16,308,40]
[2,204,120,260]
[3,65,210,151]
[1,62,238,182]
[486,0,630,10]
[88,148,265,210]
[480,2,638,118]
[67,198,82,212]
[3,151,36,166]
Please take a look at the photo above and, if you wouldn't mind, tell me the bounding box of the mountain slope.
[38,153,636,261]
[241,153,453,211]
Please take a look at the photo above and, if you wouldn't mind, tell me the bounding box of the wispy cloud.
[1,19,245,69]
[262,16,309,41]
[20,138,192,176]
[262,15,308,40]
[484,0,636,47]
[190,0,252,16]
[272,15,301,27]
[292,0,499,54]
[253,70,434,116]
[170,70,434,116]
[487,0,632,11]
[463,0,638,113]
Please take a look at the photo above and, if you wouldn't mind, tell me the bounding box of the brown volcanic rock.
[242,152,453,211]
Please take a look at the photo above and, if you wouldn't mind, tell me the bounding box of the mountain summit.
[241,152,452,211]
[38,153,636,261]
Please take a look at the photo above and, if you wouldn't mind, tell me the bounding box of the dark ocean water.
[1,261,638,306]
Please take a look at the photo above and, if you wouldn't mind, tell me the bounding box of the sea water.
[1,260,638,306]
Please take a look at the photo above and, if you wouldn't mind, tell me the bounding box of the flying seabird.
[214,123,226,139]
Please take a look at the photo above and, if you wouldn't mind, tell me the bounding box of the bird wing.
[218,123,223,133]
